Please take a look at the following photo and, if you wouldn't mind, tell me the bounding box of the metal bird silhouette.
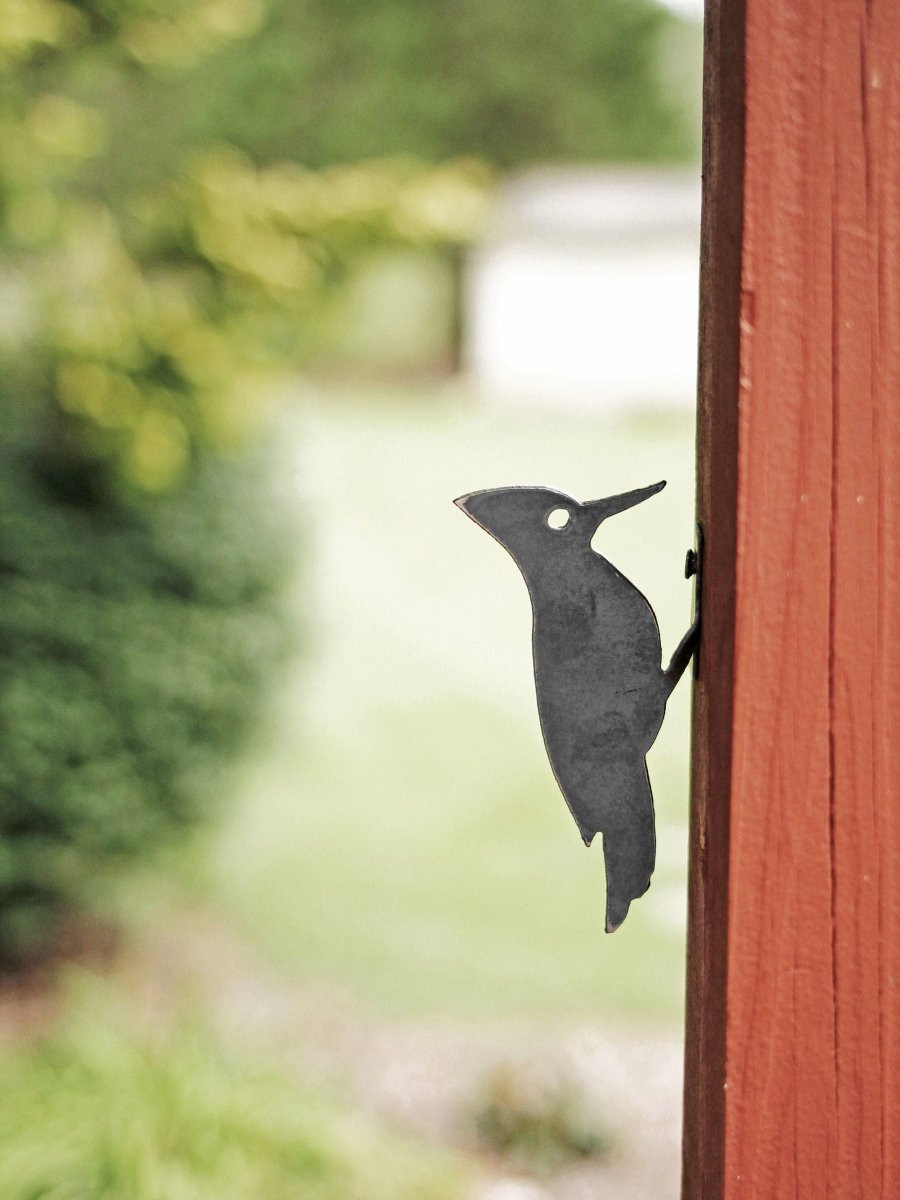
[455,482,697,932]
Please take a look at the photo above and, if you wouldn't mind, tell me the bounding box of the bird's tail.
[600,760,656,933]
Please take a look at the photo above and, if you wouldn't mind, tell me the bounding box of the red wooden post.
[683,1,900,1196]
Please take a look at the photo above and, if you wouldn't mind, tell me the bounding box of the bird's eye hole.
[546,507,571,530]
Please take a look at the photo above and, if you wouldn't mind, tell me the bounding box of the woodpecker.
[455,482,696,932]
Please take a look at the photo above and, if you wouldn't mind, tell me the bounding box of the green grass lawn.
[206,383,696,1024]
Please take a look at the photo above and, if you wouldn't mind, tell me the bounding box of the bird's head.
[454,482,666,574]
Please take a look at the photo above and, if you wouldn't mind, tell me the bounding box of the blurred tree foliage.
[5,145,489,490]
[0,0,489,959]
[85,0,695,193]
[0,0,491,491]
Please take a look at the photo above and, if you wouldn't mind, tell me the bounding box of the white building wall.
[464,170,700,409]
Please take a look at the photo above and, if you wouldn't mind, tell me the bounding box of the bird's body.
[528,548,668,930]
[456,482,696,932]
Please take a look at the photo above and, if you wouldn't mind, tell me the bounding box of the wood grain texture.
[683,0,900,1196]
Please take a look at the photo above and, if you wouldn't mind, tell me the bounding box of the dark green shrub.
[0,409,297,961]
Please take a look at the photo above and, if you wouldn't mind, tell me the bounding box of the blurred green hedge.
[0,412,297,960]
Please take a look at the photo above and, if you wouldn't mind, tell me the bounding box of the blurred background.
[0,2,702,1197]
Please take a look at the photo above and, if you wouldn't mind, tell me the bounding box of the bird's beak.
[582,480,666,525]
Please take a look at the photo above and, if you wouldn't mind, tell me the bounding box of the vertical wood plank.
[681,1,745,1196]
[683,1,900,1196]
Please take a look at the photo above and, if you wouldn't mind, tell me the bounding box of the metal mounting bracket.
[685,522,703,680]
